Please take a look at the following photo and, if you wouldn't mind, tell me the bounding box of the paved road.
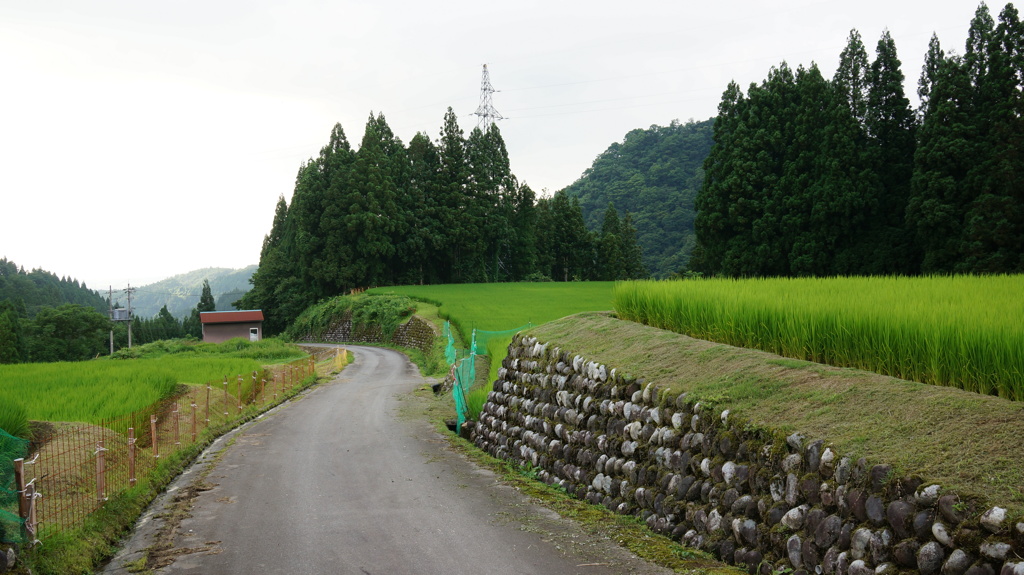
[104,345,670,575]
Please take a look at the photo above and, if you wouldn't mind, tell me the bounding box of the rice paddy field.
[0,338,309,427]
[613,275,1024,400]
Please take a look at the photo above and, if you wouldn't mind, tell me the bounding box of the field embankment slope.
[525,312,1024,515]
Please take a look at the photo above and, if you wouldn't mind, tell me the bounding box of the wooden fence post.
[191,402,198,443]
[128,428,137,486]
[251,371,257,405]
[236,375,243,412]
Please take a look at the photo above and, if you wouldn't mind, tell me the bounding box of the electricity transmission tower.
[473,64,504,131]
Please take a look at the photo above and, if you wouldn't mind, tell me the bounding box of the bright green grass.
[614,275,1024,400]
[0,338,308,425]
[369,283,617,416]
[368,282,616,343]
[0,357,265,423]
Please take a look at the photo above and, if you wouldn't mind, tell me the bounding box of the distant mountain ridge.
[560,118,714,277]
[115,266,256,319]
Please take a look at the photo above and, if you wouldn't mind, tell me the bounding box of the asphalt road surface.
[104,345,672,575]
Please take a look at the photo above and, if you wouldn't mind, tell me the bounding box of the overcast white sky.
[0,0,978,291]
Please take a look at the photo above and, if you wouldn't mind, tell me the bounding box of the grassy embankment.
[368,282,616,413]
[527,309,1024,517]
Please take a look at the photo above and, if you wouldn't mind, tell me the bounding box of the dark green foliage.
[285,294,413,342]
[697,5,1024,277]
[696,63,876,276]
[242,107,603,336]
[23,304,110,362]
[0,257,107,317]
[908,2,1024,274]
[560,119,713,277]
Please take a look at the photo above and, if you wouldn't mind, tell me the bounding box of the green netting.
[0,428,28,544]
[452,353,476,429]
[472,324,532,356]
[446,323,532,429]
[443,321,457,365]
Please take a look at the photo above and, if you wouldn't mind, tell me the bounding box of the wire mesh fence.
[12,356,316,539]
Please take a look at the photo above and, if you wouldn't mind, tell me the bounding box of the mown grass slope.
[368,282,616,338]
[527,312,1024,516]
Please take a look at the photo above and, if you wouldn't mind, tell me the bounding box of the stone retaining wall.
[303,314,437,355]
[472,334,1024,575]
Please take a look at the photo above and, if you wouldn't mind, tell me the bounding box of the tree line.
[693,2,1024,277]
[0,270,217,363]
[239,109,647,335]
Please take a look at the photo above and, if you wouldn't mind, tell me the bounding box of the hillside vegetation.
[119,265,256,319]
[561,119,714,277]
[0,257,106,316]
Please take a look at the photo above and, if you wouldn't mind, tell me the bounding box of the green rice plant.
[613,275,1024,400]
[0,346,298,424]
[0,400,30,440]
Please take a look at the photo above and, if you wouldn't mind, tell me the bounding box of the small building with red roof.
[200,310,265,343]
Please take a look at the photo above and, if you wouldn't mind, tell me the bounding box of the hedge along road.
[104,345,673,575]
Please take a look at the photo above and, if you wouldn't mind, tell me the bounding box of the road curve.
[106,345,671,575]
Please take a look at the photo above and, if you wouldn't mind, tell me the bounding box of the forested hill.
[119,266,256,319]
[0,257,106,316]
[560,118,714,277]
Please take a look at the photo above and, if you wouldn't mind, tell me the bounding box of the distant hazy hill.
[560,118,714,277]
[118,266,256,319]
[0,257,107,317]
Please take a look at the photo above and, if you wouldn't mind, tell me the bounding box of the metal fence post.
[25,481,37,544]
[95,440,107,502]
[237,375,243,412]
[206,383,211,425]
[251,371,257,405]
[223,376,229,416]
[151,414,159,458]
[191,402,198,443]
[128,428,137,486]
[173,404,181,447]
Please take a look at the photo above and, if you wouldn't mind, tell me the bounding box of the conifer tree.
[834,30,871,125]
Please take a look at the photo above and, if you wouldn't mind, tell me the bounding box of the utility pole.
[108,286,114,355]
[124,283,135,348]
[473,64,504,131]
